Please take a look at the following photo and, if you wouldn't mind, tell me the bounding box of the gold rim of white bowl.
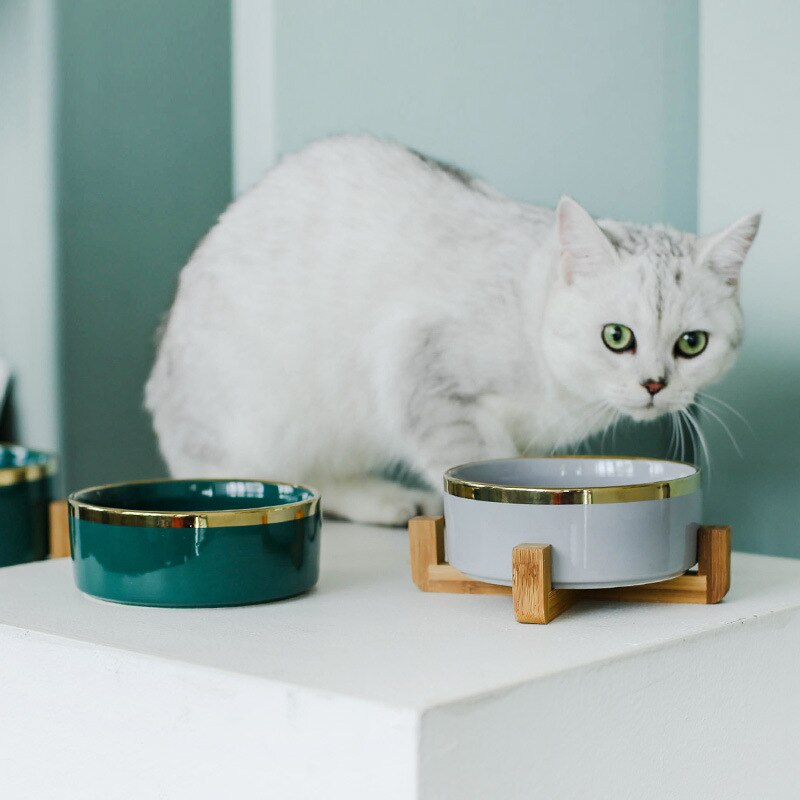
[443,456,701,505]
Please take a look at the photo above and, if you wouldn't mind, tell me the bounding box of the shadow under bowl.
[443,456,702,589]
[68,478,321,607]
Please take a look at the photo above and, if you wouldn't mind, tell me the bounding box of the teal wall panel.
[57,0,232,491]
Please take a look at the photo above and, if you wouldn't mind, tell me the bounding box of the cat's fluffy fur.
[145,135,760,524]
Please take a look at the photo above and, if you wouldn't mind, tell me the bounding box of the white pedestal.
[1,522,799,799]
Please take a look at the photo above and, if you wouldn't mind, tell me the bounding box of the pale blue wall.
[275,0,698,229]
[699,0,800,557]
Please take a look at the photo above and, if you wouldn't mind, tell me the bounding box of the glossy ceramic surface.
[69,479,321,606]
[0,444,57,567]
[443,457,702,589]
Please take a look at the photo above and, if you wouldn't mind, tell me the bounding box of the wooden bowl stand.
[409,516,731,624]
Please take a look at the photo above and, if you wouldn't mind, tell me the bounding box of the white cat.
[145,135,760,525]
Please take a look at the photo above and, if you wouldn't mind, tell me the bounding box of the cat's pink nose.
[642,379,666,396]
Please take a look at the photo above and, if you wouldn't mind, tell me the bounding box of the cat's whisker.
[542,406,588,455]
[682,409,695,458]
[594,403,621,455]
[697,392,753,433]
[599,410,611,452]
[585,403,618,449]
[518,402,603,457]
[681,407,711,483]
[547,402,609,455]
[601,406,618,453]
[667,411,678,460]
[547,415,584,455]
[679,410,694,465]
[609,410,622,451]
[671,411,686,462]
[695,400,744,458]
[680,412,688,463]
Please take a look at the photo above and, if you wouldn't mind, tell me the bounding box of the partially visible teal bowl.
[68,479,321,607]
[0,444,57,567]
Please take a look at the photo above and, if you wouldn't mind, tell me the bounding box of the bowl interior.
[0,444,52,469]
[72,479,315,513]
[449,457,697,489]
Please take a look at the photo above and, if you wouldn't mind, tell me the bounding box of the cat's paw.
[321,479,443,527]
[353,487,443,527]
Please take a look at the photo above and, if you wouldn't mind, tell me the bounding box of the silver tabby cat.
[146,136,760,525]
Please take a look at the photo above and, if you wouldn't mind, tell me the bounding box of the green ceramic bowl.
[0,444,57,567]
[68,478,321,607]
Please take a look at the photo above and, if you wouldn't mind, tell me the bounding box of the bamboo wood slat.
[48,500,70,558]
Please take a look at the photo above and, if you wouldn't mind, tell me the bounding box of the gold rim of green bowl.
[0,444,58,488]
[68,478,321,528]
[443,455,701,505]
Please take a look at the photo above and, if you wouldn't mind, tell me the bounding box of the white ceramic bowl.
[443,457,702,589]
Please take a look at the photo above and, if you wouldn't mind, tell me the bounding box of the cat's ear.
[556,196,619,285]
[695,212,762,288]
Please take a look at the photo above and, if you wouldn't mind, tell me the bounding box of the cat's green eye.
[675,330,709,358]
[602,323,636,353]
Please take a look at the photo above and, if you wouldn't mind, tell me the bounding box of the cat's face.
[541,197,760,422]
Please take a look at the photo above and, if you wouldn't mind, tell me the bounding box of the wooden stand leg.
[408,516,444,591]
[48,500,71,559]
[512,544,576,624]
[697,525,732,604]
